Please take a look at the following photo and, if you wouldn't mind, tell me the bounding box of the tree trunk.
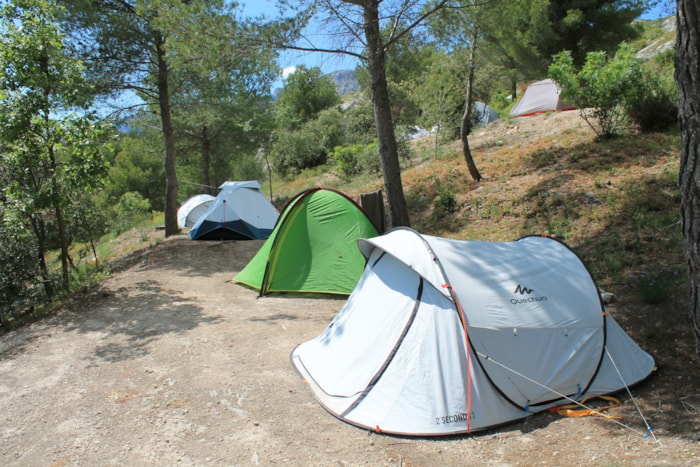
[30,216,53,298]
[361,0,410,228]
[201,125,212,195]
[460,39,482,182]
[156,37,179,237]
[675,0,700,358]
[46,117,70,287]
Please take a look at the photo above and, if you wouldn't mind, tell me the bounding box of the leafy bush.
[434,186,457,214]
[626,51,678,132]
[549,45,646,139]
[270,107,373,178]
[632,270,681,305]
[396,133,415,162]
[310,108,346,151]
[0,216,39,321]
[340,98,376,144]
[274,66,341,130]
[269,127,327,177]
[329,142,380,179]
[329,145,362,178]
[114,192,152,236]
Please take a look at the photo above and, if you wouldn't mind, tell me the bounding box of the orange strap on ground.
[553,395,621,419]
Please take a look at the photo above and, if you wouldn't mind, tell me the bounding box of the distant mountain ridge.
[328,69,360,96]
[271,69,359,100]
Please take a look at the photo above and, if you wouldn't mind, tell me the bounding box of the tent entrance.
[470,326,604,409]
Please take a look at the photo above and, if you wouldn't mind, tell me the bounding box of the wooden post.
[359,189,386,234]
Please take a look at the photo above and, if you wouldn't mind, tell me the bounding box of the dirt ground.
[1,232,699,466]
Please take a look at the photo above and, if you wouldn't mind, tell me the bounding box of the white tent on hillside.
[510,79,576,117]
[291,228,655,436]
[189,181,279,240]
[177,194,215,229]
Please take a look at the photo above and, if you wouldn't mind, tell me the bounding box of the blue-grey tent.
[473,101,500,127]
[189,181,279,241]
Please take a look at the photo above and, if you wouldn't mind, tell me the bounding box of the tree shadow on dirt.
[249,313,299,322]
[55,279,224,364]
[110,235,261,280]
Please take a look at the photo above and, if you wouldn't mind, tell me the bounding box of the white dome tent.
[291,228,655,436]
[177,194,215,229]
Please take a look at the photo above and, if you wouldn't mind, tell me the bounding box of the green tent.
[234,187,380,296]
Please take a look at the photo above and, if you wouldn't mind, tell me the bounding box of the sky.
[238,0,359,84]
[237,0,675,86]
[640,2,676,20]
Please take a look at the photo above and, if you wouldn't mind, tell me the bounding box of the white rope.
[476,350,657,441]
[180,179,217,189]
[604,347,659,443]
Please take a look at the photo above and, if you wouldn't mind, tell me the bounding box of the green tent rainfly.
[234,187,380,296]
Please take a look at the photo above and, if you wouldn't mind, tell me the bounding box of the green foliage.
[434,186,457,215]
[414,53,464,137]
[474,0,644,85]
[328,145,361,178]
[355,26,438,91]
[166,2,278,193]
[328,142,380,179]
[0,207,40,320]
[106,120,165,211]
[269,126,327,177]
[489,90,512,116]
[114,192,152,236]
[626,49,678,133]
[549,45,646,139]
[340,98,376,144]
[540,1,645,67]
[1,0,112,291]
[632,270,681,305]
[275,66,340,130]
[385,28,439,85]
[269,105,378,178]
[625,73,678,132]
[389,81,423,126]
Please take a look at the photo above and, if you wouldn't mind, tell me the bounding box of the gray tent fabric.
[510,79,576,117]
[189,181,278,240]
[291,227,654,436]
[177,194,215,229]
[473,101,499,127]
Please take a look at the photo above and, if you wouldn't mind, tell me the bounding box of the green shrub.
[269,128,327,177]
[625,70,678,133]
[434,186,457,215]
[0,217,39,320]
[632,270,680,305]
[550,45,646,139]
[329,145,362,178]
[341,98,376,143]
[114,192,151,236]
[329,141,380,179]
[269,108,351,178]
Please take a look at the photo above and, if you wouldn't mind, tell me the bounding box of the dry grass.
[405,112,683,286]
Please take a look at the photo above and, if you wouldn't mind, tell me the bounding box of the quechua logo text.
[514,284,533,295]
[510,284,548,305]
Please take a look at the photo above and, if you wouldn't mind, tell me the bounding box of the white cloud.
[281,66,297,79]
